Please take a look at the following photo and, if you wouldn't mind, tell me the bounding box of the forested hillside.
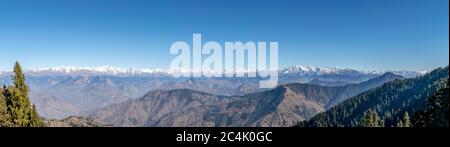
[412,87,449,127]
[297,67,448,127]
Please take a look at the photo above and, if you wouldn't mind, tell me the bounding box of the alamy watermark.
[169,34,278,88]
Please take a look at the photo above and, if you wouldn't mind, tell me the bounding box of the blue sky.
[0,0,448,71]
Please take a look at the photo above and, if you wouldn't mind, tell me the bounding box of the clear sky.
[0,0,448,71]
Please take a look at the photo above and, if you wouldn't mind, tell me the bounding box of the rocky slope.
[44,116,111,127]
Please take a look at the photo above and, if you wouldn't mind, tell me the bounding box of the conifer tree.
[4,61,42,127]
[396,120,404,127]
[361,109,384,127]
[402,111,411,127]
[396,111,411,127]
[13,62,30,99]
[29,105,43,127]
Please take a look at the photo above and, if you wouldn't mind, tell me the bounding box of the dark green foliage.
[13,61,29,95]
[297,67,448,127]
[0,87,13,127]
[1,62,43,127]
[28,104,43,127]
[4,87,31,126]
[412,87,449,127]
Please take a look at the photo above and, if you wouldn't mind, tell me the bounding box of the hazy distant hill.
[307,78,351,87]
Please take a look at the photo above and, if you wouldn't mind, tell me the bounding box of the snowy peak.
[391,70,429,78]
[25,66,167,76]
[280,65,428,78]
[0,65,429,78]
[280,65,380,76]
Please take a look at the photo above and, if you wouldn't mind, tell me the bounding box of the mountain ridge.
[91,72,403,127]
[297,66,448,127]
[0,65,428,78]
[0,65,419,119]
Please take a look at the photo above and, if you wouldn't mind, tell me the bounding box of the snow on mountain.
[280,65,381,76]
[280,65,428,78]
[24,66,167,76]
[390,70,429,78]
[0,65,428,78]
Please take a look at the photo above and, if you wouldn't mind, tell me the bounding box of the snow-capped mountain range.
[280,65,429,78]
[281,65,381,75]
[0,65,429,78]
[0,65,432,119]
[30,66,168,76]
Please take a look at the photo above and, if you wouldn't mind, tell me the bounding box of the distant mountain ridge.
[0,65,428,78]
[307,79,351,87]
[91,72,403,127]
[0,65,424,119]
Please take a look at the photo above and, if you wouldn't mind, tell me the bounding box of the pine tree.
[396,111,411,127]
[402,112,411,127]
[4,61,42,127]
[361,110,378,127]
[361,109,384,127]
[396,119,404,127]
[28,105,43,127]
[13,61,29,95]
